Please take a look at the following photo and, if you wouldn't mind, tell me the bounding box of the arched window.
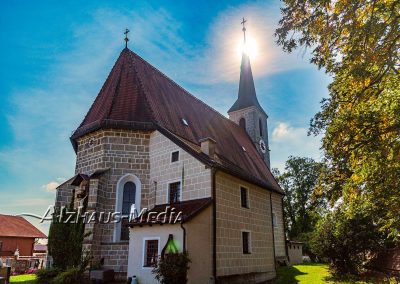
[122,182,136,214]
[114,174,141,242]
[120,182,136,240]
[259,118,263,137]
[239,118,246,130]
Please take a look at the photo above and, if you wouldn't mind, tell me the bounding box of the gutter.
[269,193,277,273]
[211,168,217,283]
[282,196,289,262]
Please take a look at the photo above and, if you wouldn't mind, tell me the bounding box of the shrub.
[152,252,191,284]
[36,268,61,284]
[310,207,384,274]
[52,267,83,284]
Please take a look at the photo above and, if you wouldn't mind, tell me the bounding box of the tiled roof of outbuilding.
[128,197,213,227]
[71,48,282,194]
[0,214,47,238]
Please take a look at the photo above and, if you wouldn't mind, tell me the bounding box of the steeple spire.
[228,18,270,168]
[228,19,262,113]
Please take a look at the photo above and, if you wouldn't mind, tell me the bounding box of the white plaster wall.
[288,244,303,265]
[127,224,183,284]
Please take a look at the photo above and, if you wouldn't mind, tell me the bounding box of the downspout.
[281,196,289,263]
[180,222,186,251]
[269,193,277,272]
[211,168,217,283]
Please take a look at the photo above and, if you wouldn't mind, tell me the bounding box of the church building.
[55,23,286,283]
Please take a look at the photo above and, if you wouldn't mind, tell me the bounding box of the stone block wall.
[148,131,212,207]
[215,171,276,281]
[228,106,270,167]
[271,193,286,258]
[67,129,152,275]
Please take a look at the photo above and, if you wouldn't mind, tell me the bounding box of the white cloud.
[270,122,322,171]
[42,181,60,192]
[272,122,292,139]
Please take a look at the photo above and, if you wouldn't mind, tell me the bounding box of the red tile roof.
[128,197,213,226]
[0,214,47,238]
[71,48,283,194]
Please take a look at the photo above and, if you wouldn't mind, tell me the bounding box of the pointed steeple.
[228,52,262,113]
[228,19,270,168]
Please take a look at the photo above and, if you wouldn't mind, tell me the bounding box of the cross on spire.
[124,28,130,48]
[241,17,247,43]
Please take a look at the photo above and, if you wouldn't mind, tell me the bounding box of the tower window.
[259,118,263,137]
[239,117,246,130]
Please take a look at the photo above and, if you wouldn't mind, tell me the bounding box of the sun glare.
[237,37,258,59]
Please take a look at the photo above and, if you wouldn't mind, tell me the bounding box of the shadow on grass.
[275,265,307,284]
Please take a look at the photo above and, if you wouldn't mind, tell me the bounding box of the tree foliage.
[310,208,384,274]
[273,156,324,254]
[48,195,89,270]
[276,0,400,239]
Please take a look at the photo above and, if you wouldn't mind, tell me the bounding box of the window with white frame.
[242,231,251,254]
[171,151,179,163]
[169,181,181,204]
[144,239,159,267]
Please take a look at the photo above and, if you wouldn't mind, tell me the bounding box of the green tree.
[310,207,384,274]
[48,194,89,270]
[273,156,324,255]
[276,0,400,239]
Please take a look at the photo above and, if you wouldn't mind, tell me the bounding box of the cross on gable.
[124,28,130,48]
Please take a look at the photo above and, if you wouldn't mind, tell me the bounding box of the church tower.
[228,18,270,167]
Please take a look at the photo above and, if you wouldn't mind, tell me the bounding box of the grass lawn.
[276,263,395,284]
[9,274,37,284]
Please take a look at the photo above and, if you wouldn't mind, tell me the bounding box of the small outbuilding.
[0,214,47,257]
[287,240,304,265]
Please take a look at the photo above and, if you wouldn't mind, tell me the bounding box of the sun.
[237,37,258,59]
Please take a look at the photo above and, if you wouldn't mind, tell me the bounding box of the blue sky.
[0,0,330,233]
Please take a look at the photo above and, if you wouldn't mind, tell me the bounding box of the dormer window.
[171,151,179,163]
[182,118,189,126]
